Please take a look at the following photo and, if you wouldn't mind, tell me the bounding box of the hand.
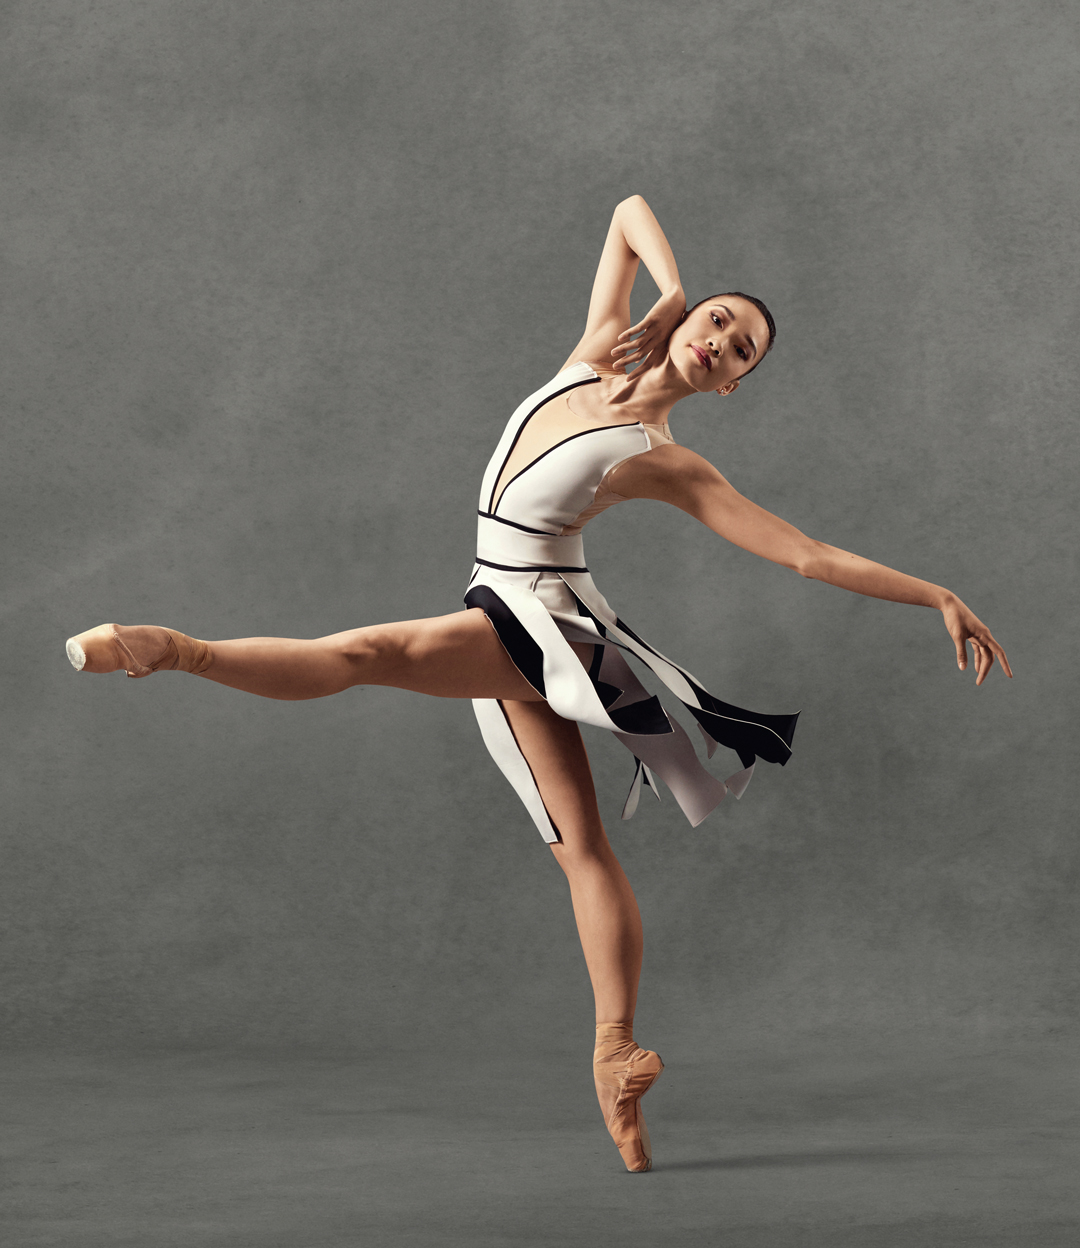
[610,289,686,372]
[941,595,1013,686]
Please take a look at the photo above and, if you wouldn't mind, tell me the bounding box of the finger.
[614,352,652,374]
[614,341,654,366]
[627,342,658,364]
[955,637,968,671]
[973,643,990,686]
[611,331,644,356]
[985,635,1014,678]
[618,321,651,342]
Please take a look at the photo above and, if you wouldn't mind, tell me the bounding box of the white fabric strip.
[599,646,730,826]
[472,698,560,843]
[475,518,586,568]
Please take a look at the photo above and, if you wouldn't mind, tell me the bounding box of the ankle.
[594,1020,638,1060]
[180,634,213,676]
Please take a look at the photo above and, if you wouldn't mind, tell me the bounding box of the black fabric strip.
[486,375,601,513]
[476,511,555,536]
[464,584,547,698]
[584,638,668,729]
[608,694,672,736]
[614,614,694,678]
[686,704,800,768]
[610,613,799,762]
[475,557,589,573]
[596,681,623,710]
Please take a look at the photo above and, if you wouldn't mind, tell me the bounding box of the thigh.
[342,608,546,701]
[499,697,608,853]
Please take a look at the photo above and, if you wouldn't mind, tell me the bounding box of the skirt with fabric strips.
[464,516,799,843]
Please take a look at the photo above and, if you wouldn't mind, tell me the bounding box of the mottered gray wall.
[3,0,1076,1054]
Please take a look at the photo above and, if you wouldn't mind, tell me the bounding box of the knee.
[550,835,615,878]
[339,626,404,683]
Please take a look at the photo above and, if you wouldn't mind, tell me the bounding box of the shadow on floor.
[658,1145,940,1171]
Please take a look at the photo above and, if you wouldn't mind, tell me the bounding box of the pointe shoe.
[594,1021,664,1173]
[65,624,212,678]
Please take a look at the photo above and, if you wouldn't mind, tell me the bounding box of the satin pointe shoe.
[594,1021,664,1173]
[65,624,213,678]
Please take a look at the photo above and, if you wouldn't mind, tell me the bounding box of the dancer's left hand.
[611,290,686,372]
[941,596,1013,685]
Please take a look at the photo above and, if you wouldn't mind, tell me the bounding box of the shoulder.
[611,442,724,503]
[556,357,617,378]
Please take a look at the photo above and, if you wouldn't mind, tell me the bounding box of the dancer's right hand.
[941,595,1013,685]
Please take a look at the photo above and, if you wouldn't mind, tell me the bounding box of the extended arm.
[561,196,686,373]
[612,444,1013,685]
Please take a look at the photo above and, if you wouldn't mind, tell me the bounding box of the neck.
[598,351,697,425]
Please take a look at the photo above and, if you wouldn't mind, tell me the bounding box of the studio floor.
[3,1034,1076,1247]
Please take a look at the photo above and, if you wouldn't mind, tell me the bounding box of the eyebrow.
[714,303,758,360]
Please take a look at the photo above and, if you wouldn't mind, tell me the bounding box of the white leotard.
[466,361,798,843]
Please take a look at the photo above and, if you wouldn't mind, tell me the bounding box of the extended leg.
[201,610,547,701]
[67,611,544,702]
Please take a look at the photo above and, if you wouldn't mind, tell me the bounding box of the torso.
[486,361,675,535]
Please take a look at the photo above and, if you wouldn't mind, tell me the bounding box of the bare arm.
[612,444,1013,685]
[561,195,686,373]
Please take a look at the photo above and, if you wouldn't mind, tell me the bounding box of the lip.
[690,345,712,371]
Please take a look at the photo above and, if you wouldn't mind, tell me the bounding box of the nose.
[706,336,723,357]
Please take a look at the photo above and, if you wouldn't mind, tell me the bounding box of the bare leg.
[500,698,641,1021]
[499,697,661,1171]
[79,610,545,702]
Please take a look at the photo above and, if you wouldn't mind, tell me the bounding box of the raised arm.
[611,444,1013,685]
[561,196,687,373]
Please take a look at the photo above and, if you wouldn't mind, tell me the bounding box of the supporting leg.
[499,698,642,1022]
[499,698,662,1171]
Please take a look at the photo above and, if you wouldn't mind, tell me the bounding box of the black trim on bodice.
[474,557,589,574]
[486,375,601,514]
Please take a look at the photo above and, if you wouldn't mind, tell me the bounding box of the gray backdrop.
[3,0,1076,1058]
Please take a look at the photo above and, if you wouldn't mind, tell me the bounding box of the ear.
[715,379,740,397]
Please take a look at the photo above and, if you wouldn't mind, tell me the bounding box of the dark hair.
[688,290,776,379]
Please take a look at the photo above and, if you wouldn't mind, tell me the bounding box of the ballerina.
[65,195,1011,1172]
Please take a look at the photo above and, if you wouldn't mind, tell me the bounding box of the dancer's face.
[668,295,769,396]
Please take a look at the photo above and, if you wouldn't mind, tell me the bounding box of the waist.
[475,513,587,572]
